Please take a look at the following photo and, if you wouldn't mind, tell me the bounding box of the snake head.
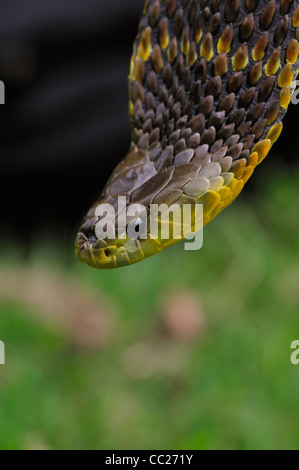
[75,178,201,269]
[75,195,164,269]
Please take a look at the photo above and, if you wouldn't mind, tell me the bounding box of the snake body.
[76,0,299,269]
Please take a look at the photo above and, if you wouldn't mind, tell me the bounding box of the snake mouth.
[75,232,119,269]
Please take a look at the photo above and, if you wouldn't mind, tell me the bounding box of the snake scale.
[75,0,299,269]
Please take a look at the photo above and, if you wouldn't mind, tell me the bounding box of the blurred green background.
[0,164,299,450]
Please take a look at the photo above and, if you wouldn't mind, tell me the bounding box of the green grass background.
[0,166,299,450]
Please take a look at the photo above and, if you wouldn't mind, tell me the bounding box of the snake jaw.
[75,229,162,269]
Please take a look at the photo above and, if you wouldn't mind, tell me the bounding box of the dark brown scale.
[175,9,184,36]
[274,16,290,46]
[217,123,235,140]
[154,114,164,132]
[149,1,160,27]
[168,37,178,64]
[218,93,235,112]
[149,128,160,144]
[208,111,225,129]
[266,101,280,125]
[172,77,179,96]
[182,68,191,90]
[247,103,265,122]
[187,42,197,67]
[146,92,156,111]
[245,0,259,12]
[193,13,203,42]
[166,0,177,18]
[167,120,175,137]
[188,133,201,148]
[175,86,186,105]
[209,13,221,35]
[133,82,145,103]
[190,81,202,103]
[213,53,228,77]
[198,95,214,116]
[211,140,225,153]
[225,134,240,148]
[174,138,187,154]
[200,0,208,8]
[252,119,267,141]
[237,120,252,138]
[182,26,190,54]
[195,59,207,82]
[189,114,205,133]
[240,149,250,159]
[239,14,254,42]
[159,17,169,49]
[162,64,173,88]
[227,72,243,93]
[227,108,245,126]
[188,0,197,26]
[169,129,181,145]
[212,0,221,13]
[205,76,222,98]
[203,7,210,21]
[176,116,188,129]
[225,0,240,23]
[147,71,159,95]
[151,45,163,73]
[240,135,255,150]
[171,102,182,121]
[159,85,169,105]
[229,143,244,160]
[144,109,155,122]
[200,127,216,145]
[143,119,153,133]
[143,106,154,119]
[183,101,194,118]
[181,128,192,141]
[280,0,294,15]
[249,61,263,86]
[260,0,276,30]
[239,88,256,109]
[258,76,276,102]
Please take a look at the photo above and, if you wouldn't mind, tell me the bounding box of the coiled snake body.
[76,0,299,269]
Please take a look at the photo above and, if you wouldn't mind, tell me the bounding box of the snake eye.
[127,215,147,240]
[133,217,144,233]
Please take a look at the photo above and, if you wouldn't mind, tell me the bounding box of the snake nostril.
[104,248,114,258]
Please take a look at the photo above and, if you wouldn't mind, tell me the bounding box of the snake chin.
[75,231,163,269]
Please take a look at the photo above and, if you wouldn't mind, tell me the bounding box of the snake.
[75,0,299,269]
